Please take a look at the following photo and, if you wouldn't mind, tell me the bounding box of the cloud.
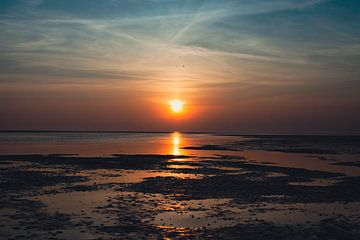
[0,0,359,88]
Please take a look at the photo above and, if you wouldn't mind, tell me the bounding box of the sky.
[0,0,359,134]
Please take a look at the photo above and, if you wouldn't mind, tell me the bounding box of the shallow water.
[1,132,359,175]
[0,131,234,156]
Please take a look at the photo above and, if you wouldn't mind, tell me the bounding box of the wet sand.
[0,132,360,239]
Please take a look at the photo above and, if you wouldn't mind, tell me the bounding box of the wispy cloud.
[0,0,359,88]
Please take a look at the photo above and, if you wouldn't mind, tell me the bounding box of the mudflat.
[1,132,359,239]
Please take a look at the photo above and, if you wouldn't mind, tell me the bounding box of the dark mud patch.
[306,155,339,162]
[192,135,360,154]
[0,169,87,192]
[192,217,360,240]
[183,144,238,151]
[0,193,74,239]
[129,175,360,203]
[206,159,342,179]
[0,154,190,170]
[128,158,360,203]
[333,161,360,168]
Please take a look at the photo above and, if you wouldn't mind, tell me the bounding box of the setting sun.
[169,100,184,113]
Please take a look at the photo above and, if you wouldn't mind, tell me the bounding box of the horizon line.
[0,130,359,137]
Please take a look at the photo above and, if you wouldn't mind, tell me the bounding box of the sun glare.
[172,132,181,155]
[169,99,184,113]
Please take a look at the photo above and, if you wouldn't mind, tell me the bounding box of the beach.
[0,132,360,239]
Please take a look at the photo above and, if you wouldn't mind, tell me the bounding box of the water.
[1,131,359,175]
[0,131,235,156]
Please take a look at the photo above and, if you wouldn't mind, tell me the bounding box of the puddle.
[72,169,203,186]
[167,164,197,169]
[115,170,203,183]
[267,172,289,177]
[151,198,233,229]
[155,211,235,229]
[36,190,118,226]
[211,166,244,171]
[289,178,341,186]
[151,200,360,229]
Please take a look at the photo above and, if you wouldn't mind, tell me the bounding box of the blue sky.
[0,0,359,133]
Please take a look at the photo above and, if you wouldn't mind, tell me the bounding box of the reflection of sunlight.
[172,132,181,156]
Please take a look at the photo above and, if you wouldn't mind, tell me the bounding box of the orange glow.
[172,132,181,155]
[169,100,184,113]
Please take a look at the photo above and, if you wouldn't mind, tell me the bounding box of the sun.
[169,99,184,113]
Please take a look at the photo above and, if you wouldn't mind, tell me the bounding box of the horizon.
[1,129,360,137]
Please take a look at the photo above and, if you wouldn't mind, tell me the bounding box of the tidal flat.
[0,132,360,239]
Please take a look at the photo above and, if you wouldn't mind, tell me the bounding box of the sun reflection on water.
[172,132,181,156]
